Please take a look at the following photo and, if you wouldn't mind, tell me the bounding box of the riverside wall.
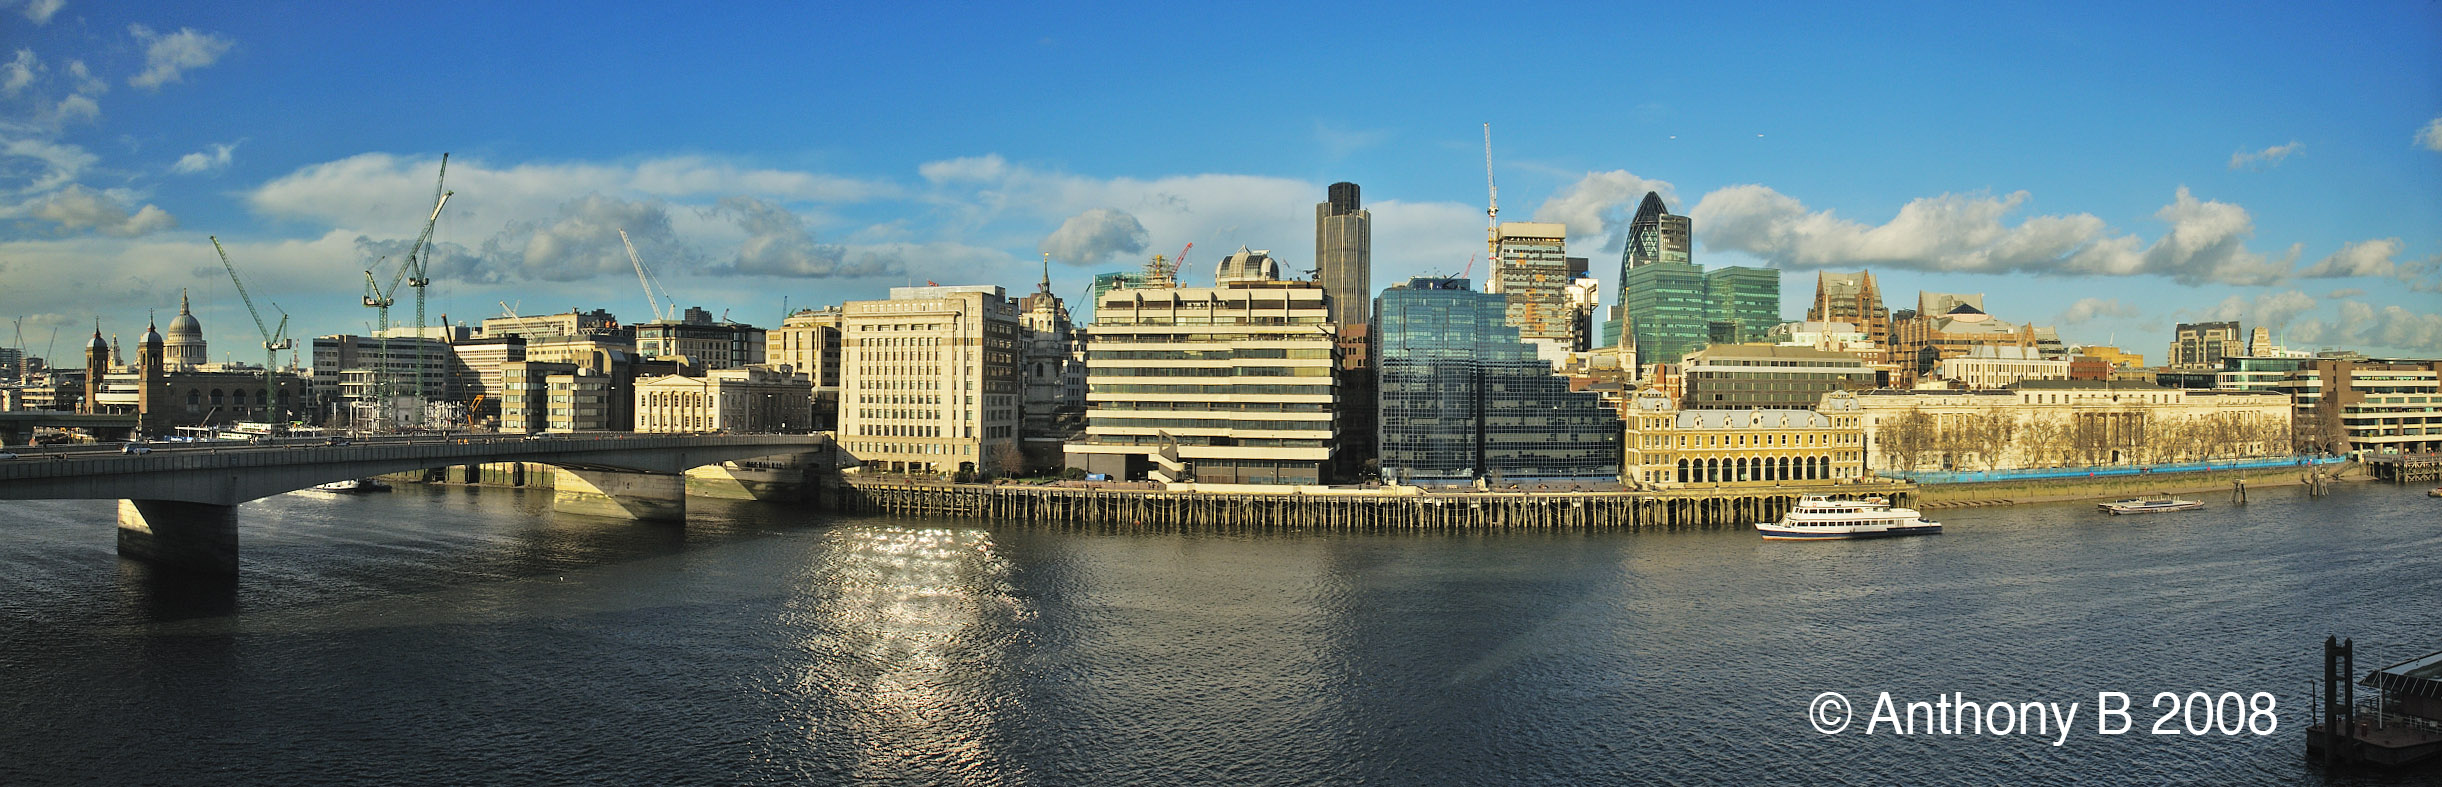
[835,480,1918,531]
[1913,461,2363,508]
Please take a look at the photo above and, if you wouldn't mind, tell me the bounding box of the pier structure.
[835,479,1914,531]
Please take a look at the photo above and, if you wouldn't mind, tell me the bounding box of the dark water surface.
[2,482,2435,785]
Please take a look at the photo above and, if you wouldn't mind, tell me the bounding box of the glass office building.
[1704,266,1781,345]
[1375,278,1620,484]
[1622,262,1712,367]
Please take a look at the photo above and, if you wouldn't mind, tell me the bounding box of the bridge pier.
[117,499,239,576]
[552,468,687,521]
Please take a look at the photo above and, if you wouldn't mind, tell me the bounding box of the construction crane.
[210,235,294,431]
[1172,242,1192,285]
[1483,122,1501,291]
[401,154,452,412]
[620,228,676,323]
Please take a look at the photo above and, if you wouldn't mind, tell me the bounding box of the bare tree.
[2020,412,2067,469]
[988,440,1027,479]
[1879,408,1937,473]
[1965,411,2015,471]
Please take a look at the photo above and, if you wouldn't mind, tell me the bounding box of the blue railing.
[1876,455,2345,484]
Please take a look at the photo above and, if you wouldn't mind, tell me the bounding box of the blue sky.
[3,0,2438,364]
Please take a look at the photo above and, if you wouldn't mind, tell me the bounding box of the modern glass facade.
[1375,278,1620,484]
[1622,262,1711,367]
[1704,266,1781,344]
[1605,191,1693,347]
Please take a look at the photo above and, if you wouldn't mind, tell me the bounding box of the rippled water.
[1,482,2435,785]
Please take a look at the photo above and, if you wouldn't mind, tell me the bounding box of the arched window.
[1676,458,1688,483]
[186,390,201,406]
[210,389,224,405]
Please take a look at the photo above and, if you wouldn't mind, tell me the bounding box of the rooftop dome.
[165,289,204,342]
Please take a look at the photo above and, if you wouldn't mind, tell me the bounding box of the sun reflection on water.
[776,525,1031,783]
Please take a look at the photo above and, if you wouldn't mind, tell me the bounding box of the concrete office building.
[2169,321,2243,369]
[1067,256,1338,485]
[837,285,1024,477]
[1374,277,1619,486]
[1486,221,1576,359]
[636,306,766,370]
[1936,345,2071,389]
[766,307,844,431]
[1679,344,1878,410]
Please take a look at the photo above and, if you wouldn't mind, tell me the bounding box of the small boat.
[310,478,391,493]
[1757,494,1942,540]
[2097,497,2203,515]
[2428,488,2441,498]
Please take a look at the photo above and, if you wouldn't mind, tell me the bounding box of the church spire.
[1039,252,1053,295]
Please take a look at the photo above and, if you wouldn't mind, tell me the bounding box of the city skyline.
[3,2,2439,363]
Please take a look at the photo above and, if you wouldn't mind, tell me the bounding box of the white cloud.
[2419,118,2442,153]
[248,153,896,232]
[2,49,36,97]
[2056,297,2141,325]
[171,142,237,174]
[918,154,1010,184]
[2203,289,2316,336]
[127,25,235,91]
[20,0,62,25]
[1531,170,1677,249]
[52,93,97,124]
[1692,184,2296,286]
[707,195,900,278]
[1038,208,1149,267]
[2297,238,2401,278]
[66,59,102,95]
[472,194,685,283]
[13,184,176,236]
[2360,305,2442,354]
[2227,141,2300,170]
[2324,288,2364,300]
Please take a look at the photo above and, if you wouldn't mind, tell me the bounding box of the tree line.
[1876,408,2300,473]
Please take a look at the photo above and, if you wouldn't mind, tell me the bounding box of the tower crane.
[1172,242,1192,285]
[1484,122,1501,291]
[361,256,398,429]
[619,228,675,322]
[401,153,452,412]
[211,236,294,431]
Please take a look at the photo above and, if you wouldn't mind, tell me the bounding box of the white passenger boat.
[1757,495,1942,540]
[309,478,391,493]
[2097,497,2203,515]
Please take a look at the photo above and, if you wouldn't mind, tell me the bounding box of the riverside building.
[633,365,814,434]
[1854,380,2292,473]
[1018,261,1087,462]
[1065,250,1338,485]
[765,307,844,431]
[838,285,1023,476]
[1622,388,1867,486]
[1374,277,1620,486]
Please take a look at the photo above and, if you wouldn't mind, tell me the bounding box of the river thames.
[2,481,2434,785]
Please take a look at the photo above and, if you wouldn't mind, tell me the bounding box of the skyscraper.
[1622,261,1711,367]
[1604,192,1693,348]
[1374,277,1620,484]
[1314,182,1372,329]
[1487,221,1574,358]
